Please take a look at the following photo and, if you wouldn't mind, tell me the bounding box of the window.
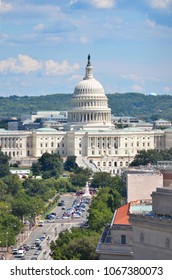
[121,235,126,244]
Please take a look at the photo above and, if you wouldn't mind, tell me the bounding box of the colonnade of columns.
[68,111,111,123]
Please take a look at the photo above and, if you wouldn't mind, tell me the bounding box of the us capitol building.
[0,56,172,174]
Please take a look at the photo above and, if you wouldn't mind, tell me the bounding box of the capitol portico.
[0,55,171,174]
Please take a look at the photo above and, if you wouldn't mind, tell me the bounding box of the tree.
[54,178,75,193]
[130,149,163,166]
[0,150,10,178]
[2,174,23,196]
[23,178,56,201]
[70,173,89,188]
[50,228,99,260]
[64,156,78,172]
[38,153,63,179]
[90,172,113,189]
[31,161,42,176]
[88,187,121,232]
[0,210,22,246]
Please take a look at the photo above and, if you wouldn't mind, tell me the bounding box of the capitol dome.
[67,55,112,128]
[74,78,105,96]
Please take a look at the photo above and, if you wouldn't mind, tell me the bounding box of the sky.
[0,0,172,97]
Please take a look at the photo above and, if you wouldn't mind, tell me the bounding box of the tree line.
[1,92,172,120]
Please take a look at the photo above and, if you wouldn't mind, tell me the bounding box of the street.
[10,193,89,260]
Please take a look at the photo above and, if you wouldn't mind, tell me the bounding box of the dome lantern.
[84,54,93,80]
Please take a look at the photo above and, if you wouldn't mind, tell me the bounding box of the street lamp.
[6,232,9,258]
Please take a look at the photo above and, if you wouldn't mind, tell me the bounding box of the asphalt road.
[10,193,89,260]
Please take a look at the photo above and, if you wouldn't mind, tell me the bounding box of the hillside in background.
[1,92,172,121]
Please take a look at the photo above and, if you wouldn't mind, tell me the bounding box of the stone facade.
[126,170,163,202]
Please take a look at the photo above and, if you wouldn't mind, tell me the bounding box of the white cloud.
[0,55,41,74]
[131,84,144,92]
[120,74,144,83]
[149,0,172,9]
[44,60,80,76]
[89,0,115,9]
[79,36,90,44]
[70,0,79,4]
[0,55,80,76]
[163,86,171,93]
[33,23,45,31]
[0,2,13,13]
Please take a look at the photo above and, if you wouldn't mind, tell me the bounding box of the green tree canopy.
[0,150,10,178]
[31,152,63,179]
[50,228,99,260]
[64,155,78,172]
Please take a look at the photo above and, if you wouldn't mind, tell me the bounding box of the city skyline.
[0,0,172,96]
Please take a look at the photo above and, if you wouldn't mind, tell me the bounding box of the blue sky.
[0,0,172,96]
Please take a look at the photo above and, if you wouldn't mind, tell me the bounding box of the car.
[34,251,40,255]
[31,257,37,260]
[73,212,81,218]
[51,212,56,216]
[12,249,18,255]
[38,245,42,250]
[31,244,36,249]
[62,215,69,219]
[47,219,55,223]
[25,245,30,251]
[58,202,63,206]
[80,221,89,229]
[62,206,66,210]
[35,239,41,246]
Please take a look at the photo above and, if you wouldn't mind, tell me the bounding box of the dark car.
[25,245,30,251]
[50,212,56,216]
[58,202,63,206]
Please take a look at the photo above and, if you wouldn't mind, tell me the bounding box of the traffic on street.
[10,193,91,260]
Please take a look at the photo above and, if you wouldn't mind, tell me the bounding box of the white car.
[73,212,81,218]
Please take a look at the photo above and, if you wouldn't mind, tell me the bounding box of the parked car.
[12,249,18,255]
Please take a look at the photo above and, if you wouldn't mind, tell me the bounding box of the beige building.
[96,200,152,260]
[126,169,163,202]
[97,187,172,260]
[130,188,172,260]
[0,56,172,173]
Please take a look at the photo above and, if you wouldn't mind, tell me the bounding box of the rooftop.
[113,200,152,226]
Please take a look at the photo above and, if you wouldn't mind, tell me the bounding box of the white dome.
[74,78,105,96]
[67,55,112,128]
